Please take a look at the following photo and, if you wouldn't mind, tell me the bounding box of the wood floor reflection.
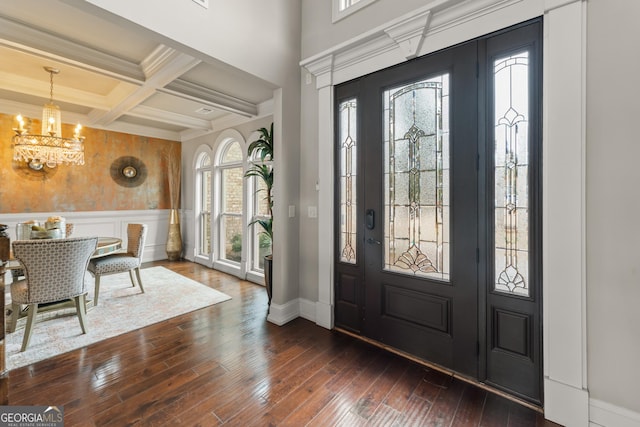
[8,260,559,426]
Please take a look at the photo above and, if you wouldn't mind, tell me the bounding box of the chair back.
[12,236,98,304]
[126,223,147,260]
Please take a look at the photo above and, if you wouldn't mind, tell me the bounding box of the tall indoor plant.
[245,123,273,306]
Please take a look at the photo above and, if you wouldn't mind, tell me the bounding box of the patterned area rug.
[5,266,231,370]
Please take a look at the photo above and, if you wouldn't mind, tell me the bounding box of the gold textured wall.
[0,113,180,214]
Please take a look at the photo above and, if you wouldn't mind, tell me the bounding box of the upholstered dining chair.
[8,236,98,352]
[87,223,147,306]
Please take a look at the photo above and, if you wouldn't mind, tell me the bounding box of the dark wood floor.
[7,260,559,426]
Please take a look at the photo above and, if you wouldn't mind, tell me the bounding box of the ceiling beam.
[89,47,201,126]
[162,79,258,118]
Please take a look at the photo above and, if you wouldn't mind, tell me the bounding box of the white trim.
[246,270,265,286]
[213,259,244,279]
[544,379,589,427]
[304,0,532,87]
[246,128,271,280]
[332,0,379,23]
[314,300,334,330]
[192,144,214,267]
[302,0,588,423]
[212,130,247,280]
[299,298,316,322]
[542,1,588,424]
[590,399,640,427]
[316,85,335,330]
[267,298,300,326]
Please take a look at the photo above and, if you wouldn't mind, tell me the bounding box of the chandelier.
[12,66,85,170]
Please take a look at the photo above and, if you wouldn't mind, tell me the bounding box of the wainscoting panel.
[0,210,173,263]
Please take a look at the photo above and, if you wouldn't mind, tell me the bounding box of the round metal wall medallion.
[110,156,147,187]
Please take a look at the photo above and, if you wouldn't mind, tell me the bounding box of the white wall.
[586,0,640,417]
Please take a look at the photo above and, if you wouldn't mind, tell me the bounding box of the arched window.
[247,134,273,274]
[192,128,267,284]
[194,148,213,266]
[213,138,246,278]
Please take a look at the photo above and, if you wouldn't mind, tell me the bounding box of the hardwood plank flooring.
[7,260,560,426]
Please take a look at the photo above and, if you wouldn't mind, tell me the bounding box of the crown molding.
[0,15,144,82]
[301,0,526,85]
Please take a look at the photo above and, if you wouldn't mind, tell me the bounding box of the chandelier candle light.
[12,66,85,170]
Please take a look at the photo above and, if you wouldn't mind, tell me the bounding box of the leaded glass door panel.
[336,40,480,377]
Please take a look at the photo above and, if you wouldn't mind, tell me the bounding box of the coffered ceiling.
[0,1,277,141]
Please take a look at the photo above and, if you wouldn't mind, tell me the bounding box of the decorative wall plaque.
[110,156,147,187]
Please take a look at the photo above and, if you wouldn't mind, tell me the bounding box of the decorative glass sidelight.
[383,75,450,281]
[339,99,358,264]
[493,51,530,296]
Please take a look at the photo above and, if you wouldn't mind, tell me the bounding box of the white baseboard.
[299,298,316,322]
[315,301,333,330]
[267,298,300,326]
[590,398,640,427]
[544,378,589,427]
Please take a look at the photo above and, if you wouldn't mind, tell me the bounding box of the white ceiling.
[0,1,277,141]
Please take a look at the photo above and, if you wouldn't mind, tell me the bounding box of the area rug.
[5,266,231,370]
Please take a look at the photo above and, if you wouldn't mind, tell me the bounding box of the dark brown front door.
[334,19,542,404]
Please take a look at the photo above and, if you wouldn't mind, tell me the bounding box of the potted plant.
[245,123,273,307]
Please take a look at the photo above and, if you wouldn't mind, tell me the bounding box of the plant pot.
[166,209,182,261]
[264,254,273,307]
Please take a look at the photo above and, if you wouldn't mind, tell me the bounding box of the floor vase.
[166,209,182,261]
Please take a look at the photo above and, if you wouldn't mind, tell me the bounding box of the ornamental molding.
[384,10,431,60]
[301,0,529,87]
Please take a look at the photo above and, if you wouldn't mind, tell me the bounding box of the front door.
[334,19,542,403]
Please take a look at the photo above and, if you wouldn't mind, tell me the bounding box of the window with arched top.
[192,129,268,284]
[194,149,213,263]
[216,140,245,269]
[247,140,272,272]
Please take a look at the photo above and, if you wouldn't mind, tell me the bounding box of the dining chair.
[87,223,147,306]
[8,236,98,352]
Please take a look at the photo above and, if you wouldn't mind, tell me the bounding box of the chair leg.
[135,267,144,293]
[75,295,88,334]
[128,270,136,287]
[8,302,21,333]
[21,303,38,352]
[94,275,101,306]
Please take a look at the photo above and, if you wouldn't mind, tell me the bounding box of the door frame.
[302,0,588,424]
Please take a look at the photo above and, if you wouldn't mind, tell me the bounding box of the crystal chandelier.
[12,67,85,170]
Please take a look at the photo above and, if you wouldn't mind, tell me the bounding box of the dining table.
[4,236,123,281]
